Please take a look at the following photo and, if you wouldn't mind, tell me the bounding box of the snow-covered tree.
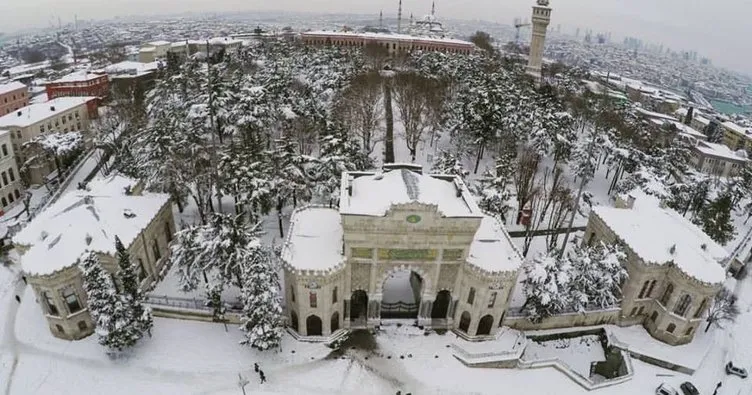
[431,150,469,181]
[265,136,314,236]
[568,242,628,311]
[693,192,736,245]
[522,252,573,322]
[115,236,153,338]
[239,240,283,351]
[705,288,739,332]
[80,251,138,352]
[475,154,513,223]
[313,123,370,207]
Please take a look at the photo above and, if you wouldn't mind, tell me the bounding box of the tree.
[239,241,283,351]
[431,150,468,181]
[23,131,84,183]
[705,288,739,332]
[80,251,139,352]
[568,242,628,311]
[393,72,445,162]
[469,31,495,54]
[265,136,313,237]
[115,237,153,337]
[313,123,370,207]
[381,69,396,163]
[522,252,572,323]
[335,71,383,154]
[513,147,542,225]
[693,192,736,245]
[475,154,514,222]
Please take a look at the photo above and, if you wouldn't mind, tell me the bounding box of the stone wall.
[504,308,621,331]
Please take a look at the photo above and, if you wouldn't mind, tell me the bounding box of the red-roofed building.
[45,72,109,101]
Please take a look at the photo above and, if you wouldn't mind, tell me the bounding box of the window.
[164,222,172,243]
[15,131,20,139]
[1,172,7,186]
[56,324,65,334]
[309,292,317,308]
[2,197,7,207]
[332,286,338,303]
[77,321,87,331]
[666,323,676,333]
[62,288,82,314]
[290,286,295,302]
[659,283,674,306]
[137,258,147,281]
[7,193,13,203]
[68,114,73,121]
[40,124,45,133]
[43,291,59,316]
[646,280,657,298]
[685,327,693,336]
[694,298,708,318]
[152,239,161,260]
[467,287,476,305]
[673,294,692,317]
[62,117,66,124]
[8,169,14,182]
[630,307,637,316]
[638,280,650,299]
[76,122,81,130]
[488,291,497,308]
[650,311,658,322]
[1,144,7,156]
[637,306,645,315]
[75,112,80,119]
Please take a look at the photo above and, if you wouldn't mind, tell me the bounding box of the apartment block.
[0,82,29,116]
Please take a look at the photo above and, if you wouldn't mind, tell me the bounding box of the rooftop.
[302,30,474,46]
[593,191,727,284]
[0,96,96,128]
[15,175,169,276]
[0,81,26,96]
[339,168,483,217]
[694,141,748,162]
[147,40,171,47]
[49,71,104,84]
[280,207,344,272]
[467,216,523,273]
[722,121,751,136]
[105,61,160,77]
[668,121,706,139]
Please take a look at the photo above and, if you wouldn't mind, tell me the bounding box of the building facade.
[0,82,29,116]
[526,0,552,79]
[15,176,175,340]
[0,130,23,213]
[281,166,522,340]
[45,72,109,101]
[300,31,475,55]
[0,97,98,185]
[583,192,725,345]
[690,140,748,178]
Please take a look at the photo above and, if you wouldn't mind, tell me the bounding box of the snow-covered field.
[524,335,606,377]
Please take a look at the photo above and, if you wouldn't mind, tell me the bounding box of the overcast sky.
[1,0,749,74]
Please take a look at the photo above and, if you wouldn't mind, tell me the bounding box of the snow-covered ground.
[523,335,606,377]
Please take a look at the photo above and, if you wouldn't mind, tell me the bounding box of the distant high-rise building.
[526,0,552,81]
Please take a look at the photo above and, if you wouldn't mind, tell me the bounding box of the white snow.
[340,169,483,218]
[280,206,344,272]
[694,141,749,162]
[467,216,523,273]
[0,81,26,96]
[49,71,104,84]
[105,61,160,77]
[0,96,96,128]
[593,191,727,284]
[14,182,169,276]
[523,335,606,378]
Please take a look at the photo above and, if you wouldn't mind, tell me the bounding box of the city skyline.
[0,0,749,75]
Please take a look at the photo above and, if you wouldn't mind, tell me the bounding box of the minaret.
[431,1,435,16]
[379,10,383,29]
[397,0,403,33]
[526,0,552,81]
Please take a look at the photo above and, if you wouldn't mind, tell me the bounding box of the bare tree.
[393,72,445,162]
[705,288,740,332]
[381,69,396,164]
[335,71,383,154]
[513,147,542,225]
[520,167,574,257]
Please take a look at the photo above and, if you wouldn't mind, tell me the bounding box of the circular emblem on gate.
[406,215,421,224]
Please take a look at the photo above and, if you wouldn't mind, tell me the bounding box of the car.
[726,361,749,378]
[679,382,699,395]
[656,383,678,395]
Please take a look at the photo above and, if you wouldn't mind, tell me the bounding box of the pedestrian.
[259,370,266,384]
[14,295,20,303]
[254,363,259,373]
[21,276,26,284]
[713,381,722,395]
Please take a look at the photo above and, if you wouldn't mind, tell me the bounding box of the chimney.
[50,106,56,111]
[16,111,21,117]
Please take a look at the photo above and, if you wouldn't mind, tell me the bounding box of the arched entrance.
[306,315,322,336]
[350,290,368,326]
[431,290,451,319]
[459,311,471,333]
[381,270,422,319]
[477,314,494,335]
[290,310,299,332]
[331,311,340,332]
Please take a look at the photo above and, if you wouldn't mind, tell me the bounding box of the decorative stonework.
[443,249,463,261]
[351,247,373,259]
[377,248,437,261]
[438,264,460,290]
[351,261,371,291]
[375,264,432,296]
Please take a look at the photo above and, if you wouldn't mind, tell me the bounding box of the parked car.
[656,383,678,395]
[726,361,749,378]
[679,382,699,395]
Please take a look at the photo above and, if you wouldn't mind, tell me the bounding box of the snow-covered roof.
[0,81,26,96]
[281,207,344,272]
[147,40,171,47]
[593,191,727,284]
[722,121,751,136]
[669,121,705,139]
[209,37,243,45]
[0,96,96,128]
[86,174,140,195]
[302,30,474,46]
[466,216,523,274]
[339,169,483,218]
[15,186,169,276]
[104,61,160,77]
[694,141,748,163]
[635,107,678,122]
[49,71,104,84]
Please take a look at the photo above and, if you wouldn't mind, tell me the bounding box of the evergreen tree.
[693,193,736,245]
[431,150,469,181]
[115,237,153,338]
[239,241,283,351]
[80,251,138,352]
[313,123,371,206]
[568,242,628,311]
[474,154,514,222]
[521,252,572,322]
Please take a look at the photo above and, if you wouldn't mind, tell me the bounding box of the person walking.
[254,363,259,373]
[259,370,266,384]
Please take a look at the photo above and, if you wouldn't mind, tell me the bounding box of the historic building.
[14,175,175,340]
[300,31,474,55]
[45,71,110,101]
[584,191,726,345]
[0,81,29,116]
[281,165,522,340]
[526,0,552,80]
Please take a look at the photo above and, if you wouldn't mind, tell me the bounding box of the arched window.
[152,239,161,260]
[487,291,497,308]
[137,258,147,281]
[332,286,338,303]
[330,311,340,332]
[164,222,172,243]
[62,288,82,313]
[694,298,709,318]
[290,310,299,332]
[646,280,657,298]
[666,323,676,333]
[1,197,7,207]
[42,291,59,316]
[306,315,322,336]
[477,315,494,335]
[8,193,13,203]
[290,285,295,302]
[673,294,692,317]
[638,280,650,299]
[659,283,674,306]
[685,326,694,336]
[309,292,317,308]
[650,311,658,322]
[77,321,87,331]
[467,287,475,305]
[459,311,471,333]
